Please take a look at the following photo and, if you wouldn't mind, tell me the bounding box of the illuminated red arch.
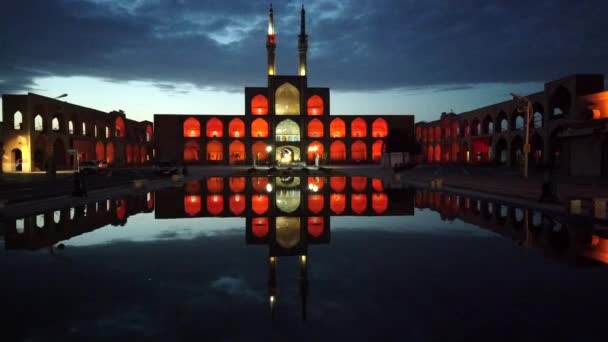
[126,145,133,164]
[252,194,269,214]
[427,145,434,162]
[251,118,269,138]
[184,180,201,194]
[206,177,224,193]
[140,146,146,163]
[229,140,245,165]
[207,195,224,216]
[307,217,324,237]
[229,177,246,193]
[351,176,367,192]
[372,140,384,161]
[252,141,269,161]
[252,177,269,193]
[308,194,324,214]
[372,178,383,192]
[307,95,324,115]
[307,141,324,161]
[330,140,346,161]
[351,140,367,161]
[106,142,115,164]
[308,177,325,191]
[434,145,442,162]
[372,193,388,214]
[184,140,200,161]
[330,118,345,138]
[184,195,201,216]
[307,118,324,138]
[351,118,367,138]
[330,193,346,214]
[206,140,223,161]
[183,117,201,137]
[115,116,125,137]
[229,194,245,215]
[206,118,223,138]
[147,192,154,210]
[251,94,268,115]
[228,118,245,138]
[351,194,367,214]
[252,217,269,237]
[330,176,346,192]
[95,141,105,161]
[146,125,153,142]
[372,118,388,138]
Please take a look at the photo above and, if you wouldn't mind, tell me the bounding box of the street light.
[266,145,273,167]
[511,93,532,179]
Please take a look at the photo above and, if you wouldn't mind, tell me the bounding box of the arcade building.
[154,6,415,166]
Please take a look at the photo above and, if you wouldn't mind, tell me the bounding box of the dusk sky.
[1,0,607,123]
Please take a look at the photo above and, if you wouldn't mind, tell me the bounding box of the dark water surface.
[2,175,608,341]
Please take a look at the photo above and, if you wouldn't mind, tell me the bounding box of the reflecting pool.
[2,175,608,341]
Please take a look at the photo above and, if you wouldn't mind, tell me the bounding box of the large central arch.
[275,83,300,115]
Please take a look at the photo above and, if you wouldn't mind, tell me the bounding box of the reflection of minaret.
[268,256,277,318]
[267,4,276,76]
[300,254,308,320]
[298,5,308,76]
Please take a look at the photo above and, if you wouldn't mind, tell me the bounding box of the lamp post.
[511,93,532,179]
[266,145,272,167]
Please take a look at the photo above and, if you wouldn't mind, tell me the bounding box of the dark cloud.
[0,0,607,94]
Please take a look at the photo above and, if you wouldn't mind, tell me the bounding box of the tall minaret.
[267,4,276,76]
[298,5,308,76]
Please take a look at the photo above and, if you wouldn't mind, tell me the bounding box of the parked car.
[79,160,99,174]
[154,161,178,175]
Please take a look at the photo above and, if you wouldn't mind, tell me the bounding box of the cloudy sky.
[1,0,607,123]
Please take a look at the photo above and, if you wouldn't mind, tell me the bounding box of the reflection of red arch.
[372,178,383,192]
[184,195,201,216]
[307,141,324,161]
[147,192,154,210]
[372,193,388,214]
[308,176,325,191]
[330,193,346,214]
[330,176,346,192]
[207,177,224,193]
[330,140,346,161]
[351,118,367,138]
[252,217,269,237]
[252,141,269,161]
[351,140,367,161]
[351,176,367,192]
[207,195,224,216]
[252,177,269,193]
[307,118,324,138]
[229,177,246,193]
[251,118,268,138]
[308,194,324,214]
[206,118,223,138]
[330,118,345,138]
[228,118,245,138]
[307,95,324,115]
[252,194,269,214]
[116,199,127,220]
[251,94,268,115]
[229,194,245,215]
[184,180,201,194]
[372,118,388,138]
[307,217,324,237]
[183,117,200,137]
[351,194,367,214]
